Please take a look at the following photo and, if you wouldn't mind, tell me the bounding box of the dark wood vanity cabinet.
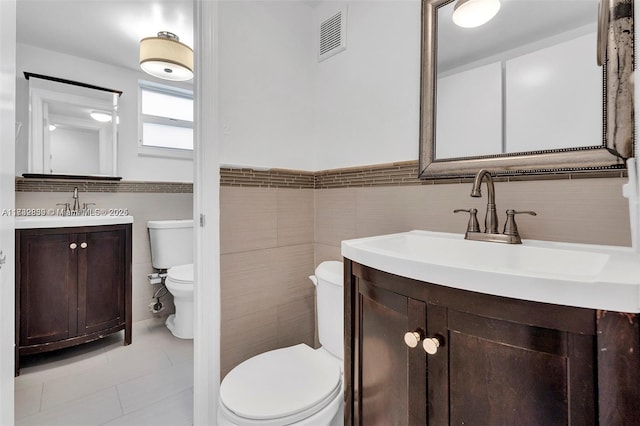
[345,260,640,425]
[15,224,132,374]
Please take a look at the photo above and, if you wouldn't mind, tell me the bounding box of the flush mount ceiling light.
[90,111,112,123]
[140,31,193,81]
[452,0,501,28]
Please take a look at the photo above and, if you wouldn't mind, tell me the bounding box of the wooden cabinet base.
[344,260,640,425]
[18,324,130,357]
[15,224,132,376]
[16,324,131,375]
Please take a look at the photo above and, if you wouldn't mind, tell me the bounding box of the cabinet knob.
[423,336,442,355]
[80,242,88,249]
[404,331,423,348]
[70,243,77,250]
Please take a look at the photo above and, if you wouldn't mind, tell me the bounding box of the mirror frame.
[24,72,123,179]
[419,0,634,178]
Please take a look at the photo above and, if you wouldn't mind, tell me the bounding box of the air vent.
[318,6,347,62]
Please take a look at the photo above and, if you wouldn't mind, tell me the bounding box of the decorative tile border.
[220,167,315,189]
[16,178,193,193]
[314,161,628,189]
[315,161,423,188]
[16,163,628,193]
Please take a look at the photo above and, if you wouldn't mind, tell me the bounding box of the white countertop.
[342,230,640,313]
[15,215,133,229]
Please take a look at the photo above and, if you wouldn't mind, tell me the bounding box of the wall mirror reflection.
[420,0,634,178]
[25,73,122,179]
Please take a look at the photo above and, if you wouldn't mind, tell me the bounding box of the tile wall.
[314,177,631,263]
[218,164,631,378]
[15,164,632,379]
[219,186,316,377]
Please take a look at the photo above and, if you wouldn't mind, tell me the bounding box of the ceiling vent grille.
[318,7,347,62]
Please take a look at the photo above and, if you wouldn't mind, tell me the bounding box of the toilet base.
[166,313,193,339]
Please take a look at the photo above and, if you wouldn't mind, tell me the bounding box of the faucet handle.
[56,202,70,215]
[82,202,96,210]
[503,210,537,237]
[454,208,480,233]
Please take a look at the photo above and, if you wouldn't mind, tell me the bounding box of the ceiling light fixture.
[90,111,112,123]
[452,0,501,28]
[139,31,193,81]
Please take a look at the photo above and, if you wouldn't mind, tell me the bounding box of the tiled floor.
[15,318,194,426]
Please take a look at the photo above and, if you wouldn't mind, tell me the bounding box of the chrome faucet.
[470,169,499,234]
[71,187,80,214]
[454,169,536,244]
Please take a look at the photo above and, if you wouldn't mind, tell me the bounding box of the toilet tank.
[314,261,344,360]
[147,219,193,269]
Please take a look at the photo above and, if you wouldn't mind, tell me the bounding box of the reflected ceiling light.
[139,31,193,81]
[48,124,56,131]
[452,0,501,28]
[90,111,112,123]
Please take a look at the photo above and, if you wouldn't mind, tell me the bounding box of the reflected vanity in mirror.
[419,0,634,178]
[24,72,122,180]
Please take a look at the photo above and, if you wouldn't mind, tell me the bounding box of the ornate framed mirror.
[419,0,633,178]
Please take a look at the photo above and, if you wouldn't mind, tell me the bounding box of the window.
[139,81,193,158]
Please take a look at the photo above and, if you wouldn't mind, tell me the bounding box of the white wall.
[312,0,422,170]
[218,1,316,171]
[16,43,194,182]
[436,62,503,158]
[0,0,16,423]
[217,0,422,172]
[50,127,101,175]
[506,32,601,152]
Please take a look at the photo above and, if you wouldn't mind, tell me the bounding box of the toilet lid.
[167,263,193,284]
[220,344,341,422]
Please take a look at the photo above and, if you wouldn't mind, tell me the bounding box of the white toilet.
[147,219,194,339]
[218,261,344,426]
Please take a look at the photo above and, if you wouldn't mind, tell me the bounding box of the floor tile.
[16,387,122,426]
[102,387,193,426]
[16,337,112,391]
[14,384,42,420]
[41,347,172,410]
[117,362,193,414]
[14,320,194,425]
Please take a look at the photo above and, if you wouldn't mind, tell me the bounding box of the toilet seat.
[167,263,193,285]
[219,344,342,425]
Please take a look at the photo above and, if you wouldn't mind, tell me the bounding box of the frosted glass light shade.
[452,0,501,28]
[90,111,112,122]
[140,32,193,81]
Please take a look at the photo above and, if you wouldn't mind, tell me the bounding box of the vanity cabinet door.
[426,307,597,425]
[18,231,78,346]
[351,278,427,426]
[77,228,127,336]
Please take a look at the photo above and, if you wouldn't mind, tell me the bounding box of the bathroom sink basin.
[342,230,640,312]
[15,214,133,229]
[349,232,609,278]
